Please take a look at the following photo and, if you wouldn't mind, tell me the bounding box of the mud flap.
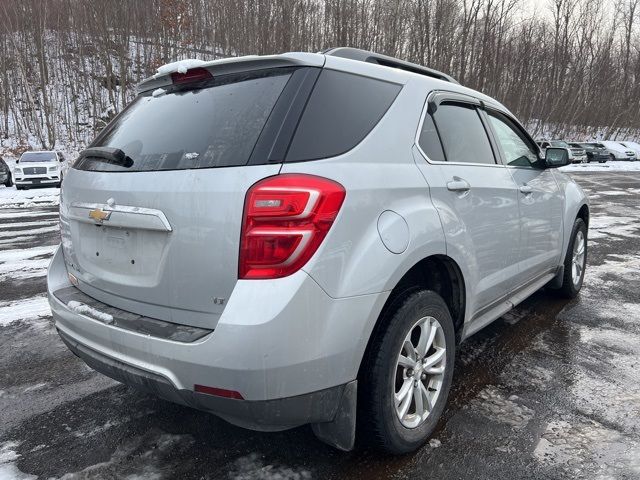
[548,265,565,289]
[311,380,357,451]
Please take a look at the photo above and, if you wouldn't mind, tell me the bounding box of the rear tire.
[557,218,587,298]
[359,290,455,454]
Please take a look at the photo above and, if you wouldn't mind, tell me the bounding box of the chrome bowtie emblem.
[88,208,111,223]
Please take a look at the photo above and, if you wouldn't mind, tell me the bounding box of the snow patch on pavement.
[0,441,37,480]
[229,453,312,480]
[72,419,122,438]
[50,432,193,480]
[0,219,58,229]
[0,224,59,239]
[0,295,51,326]
[0,244,57,280]
[534,420,640,478]
[0,210,55,220]
[0,187,59,209]
[560,160,640,172]
[471,386,534,429]
[23,383,47,393]
[583,254,640,291]
[588,215,639,240]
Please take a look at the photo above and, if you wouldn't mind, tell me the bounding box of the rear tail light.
[239,174,346,279]
[170,67,212,85]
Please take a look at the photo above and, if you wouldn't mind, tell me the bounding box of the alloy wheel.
[572,230,585,286]
[394,316,446,429]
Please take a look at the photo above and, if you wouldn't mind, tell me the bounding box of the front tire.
[359,290,455,454]
[557,218,587,298]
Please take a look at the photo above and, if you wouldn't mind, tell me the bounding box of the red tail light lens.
[239,174,346,279]
[170,67,212,85]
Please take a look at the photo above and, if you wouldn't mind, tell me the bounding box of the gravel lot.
[1,171,639,479]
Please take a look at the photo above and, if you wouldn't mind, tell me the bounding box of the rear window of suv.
[77,69,294,172]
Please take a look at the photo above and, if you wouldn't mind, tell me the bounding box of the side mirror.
[15,159,19,164]
[545,147,569,168]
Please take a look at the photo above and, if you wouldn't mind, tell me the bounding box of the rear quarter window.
[285,70,401,162]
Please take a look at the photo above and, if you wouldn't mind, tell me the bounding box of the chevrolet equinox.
[47,48,589,454]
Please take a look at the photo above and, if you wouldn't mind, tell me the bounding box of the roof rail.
[321,47,459,84]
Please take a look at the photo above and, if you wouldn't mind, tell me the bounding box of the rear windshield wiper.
[78,147,134,168]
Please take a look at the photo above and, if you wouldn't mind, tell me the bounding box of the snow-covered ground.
[560,160,640,172]
[0,187,59,210]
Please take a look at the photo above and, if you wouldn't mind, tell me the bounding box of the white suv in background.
[48,48,589,454]
[14,150,66,189]
[538,140,587,163]
[600,141,637,161]
[617,141,640,159]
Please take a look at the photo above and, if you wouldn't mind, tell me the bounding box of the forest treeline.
[1,0,639,151]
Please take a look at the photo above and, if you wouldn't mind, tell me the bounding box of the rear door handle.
[519,185,533,194]
[447,178,471,192]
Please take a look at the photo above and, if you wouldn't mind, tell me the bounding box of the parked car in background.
[538,140,587,163]
[570,142,608,163]
[617,141,640,158]
[48,48,589,454]
[14,151,65,189]
[600,141,637,161]
[0,156,13,187]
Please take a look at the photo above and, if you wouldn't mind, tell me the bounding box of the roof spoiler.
[321,47,459,84]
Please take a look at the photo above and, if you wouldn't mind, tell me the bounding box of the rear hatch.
[60,59,321,329]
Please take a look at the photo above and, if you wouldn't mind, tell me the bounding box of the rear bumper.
[58,327,351,431]
[47,246,386,430]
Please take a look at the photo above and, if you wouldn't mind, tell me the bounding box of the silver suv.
[47,48,589,454]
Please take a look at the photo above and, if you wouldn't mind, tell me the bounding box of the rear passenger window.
[431,103,495,164]
[286,70,401,162]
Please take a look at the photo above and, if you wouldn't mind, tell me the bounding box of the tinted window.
[77,69,293,172]
[21,152,57,163]
[432,103,495,164]
[418,113,445,162]
[487,111,539,168]
[286,70,401,161]
[550,140,569,148]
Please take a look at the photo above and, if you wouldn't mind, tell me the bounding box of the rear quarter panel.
[279,78,447,299]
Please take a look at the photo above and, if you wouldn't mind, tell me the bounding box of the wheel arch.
[358,254,467,378]
[577,203,589,228]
